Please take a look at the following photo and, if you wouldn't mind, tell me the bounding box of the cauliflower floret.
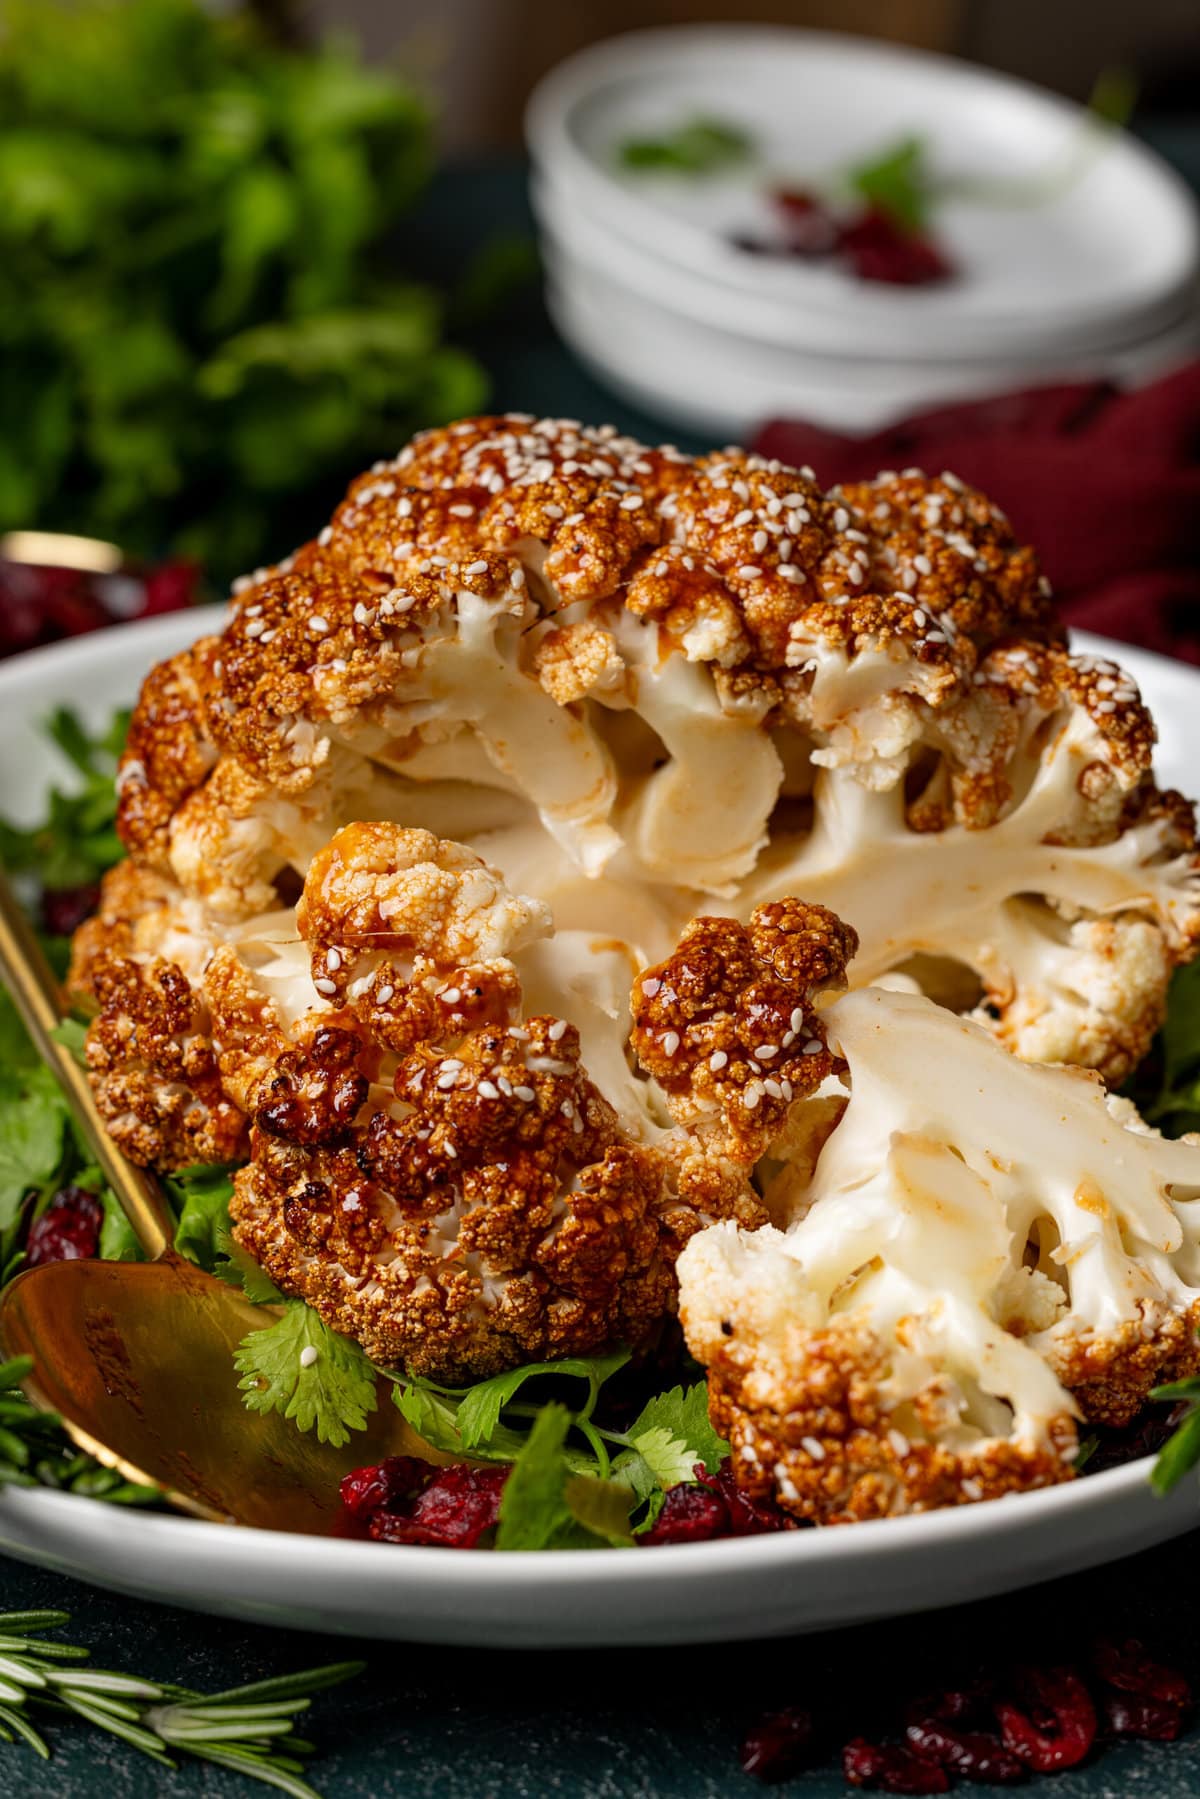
[747,642,1200,1083]
[679,985,1200,1523]
[107,416,1200,1085]
[227,834,857,1380]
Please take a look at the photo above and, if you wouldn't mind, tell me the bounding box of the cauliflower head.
[105,417,1200,1083]
[227,829,853,1381]
[679,985,1200,1524]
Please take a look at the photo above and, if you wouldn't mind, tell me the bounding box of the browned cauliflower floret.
[100,414,1199,1087]
[679,986,1200,1524]
[86,952,247,1167]
[223,828,866,1380]
[631,900,856,1171]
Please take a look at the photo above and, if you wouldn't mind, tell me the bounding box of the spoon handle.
[0,868,173,1258]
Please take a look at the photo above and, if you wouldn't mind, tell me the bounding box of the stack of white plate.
[526,27,1200,438]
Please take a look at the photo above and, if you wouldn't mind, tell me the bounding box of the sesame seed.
[663,1030,681,1057]
[743,1085,761,1110]
[308,615,329,634]
[802,1040,823,1056]
[732,508,754,528]
[888,1429,910,1458]
[763,1079,783,1099]
[465,559,489,576]
[737,564,762,579]
[782,492,808,507]
[326,948,342,971]
[436,1072,458,1090]
[754,1044,778,1060]
[548,1020,567,1042]
[709,1050,728,1072]
[299,1346,319,1369]
[801,1436,825,1461]
[962,1478,983,1499]
[641,977,661,998]
[752,529,768,552]
[778,564,804,583]
[376,983,394,1004]
[514,1085,536,1102]
[914,554,933,576]
[478,1080,500,1099]
[497,1077,514,1097]
[790,1009,805,1033]
[245,618,265,639]
[314,977,337,996]
[833,506,849,531]
[449,502,475,517]
[440,987,462,1005]
[620,493,643,510]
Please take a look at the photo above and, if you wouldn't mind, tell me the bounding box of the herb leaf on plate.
[235,1303,378,1447]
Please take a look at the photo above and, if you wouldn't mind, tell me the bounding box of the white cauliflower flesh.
[679,985,1200,1524]
[109,420,1200,1084]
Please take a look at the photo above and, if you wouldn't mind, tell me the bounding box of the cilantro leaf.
[1151,1406,1200,1495]
[495,1403,575,1550]
[619,117,753,176]
[562,1473,635,1547]
[626,1382,728,1475]
[167,1162,238,1272]
[234,1304,377,1447]
[848,135,932,233]
[0,1063,68,1228]
[50,1016,88,1068]
[455,1349,630,1451]
[392,1376,530,1463]
[212,1227,284,1305]
[0,708,129,892]
[98,1185,142,1263]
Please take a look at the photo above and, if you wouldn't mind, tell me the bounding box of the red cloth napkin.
[753,360,1200,664]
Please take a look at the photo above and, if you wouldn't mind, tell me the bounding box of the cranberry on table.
[843,1737,951,1793]
[995,1666,1097,1772]
[25,1186,103,1267]
[904,1717,1026,1784]
[739,1706,817,1782]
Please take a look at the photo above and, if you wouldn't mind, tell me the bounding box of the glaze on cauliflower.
[104,417,1200,1082]
[227,831,852,1381]
[679,986,1200,1524]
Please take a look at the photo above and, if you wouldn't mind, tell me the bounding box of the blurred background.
[2,0,1198,660]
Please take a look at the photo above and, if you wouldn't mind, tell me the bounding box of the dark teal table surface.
[8,136,1200,1797]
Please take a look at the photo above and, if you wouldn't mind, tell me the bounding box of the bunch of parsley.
[0,0,485,585]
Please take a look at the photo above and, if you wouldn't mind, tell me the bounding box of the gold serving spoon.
[0,870,427,1531]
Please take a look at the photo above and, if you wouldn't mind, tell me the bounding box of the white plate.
[527,27,1200,361]
[540,228,1200,437]
[0,612,1198,1644]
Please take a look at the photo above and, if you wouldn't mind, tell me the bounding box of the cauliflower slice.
[680,985,1200,1523]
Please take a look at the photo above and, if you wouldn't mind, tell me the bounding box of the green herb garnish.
[234,1304,378,1449]
[618,116,753,175]
[0,1607,360,1796]
[0,0,485,585]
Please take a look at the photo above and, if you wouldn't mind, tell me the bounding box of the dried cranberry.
[995,1666,1097,1772]
[641,1480,729,1545]
[368,1463,509,1548]
[838,207,955,286]
[904,1719,1025,1784]
[1100,1690,1189,1742]
[843,1738,950,1793]
[339,1456,432,1520]
[703,1462,797,1535]
[40,882,101,938]
[771,187,840,256]
[25,1186,103,1267]
[1092,1638,1191,1708]
[740,1706,817,1782]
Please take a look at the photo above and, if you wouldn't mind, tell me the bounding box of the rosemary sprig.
[0,1610,362,1796]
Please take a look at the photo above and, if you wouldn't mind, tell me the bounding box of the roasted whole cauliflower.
[678,985,1200,1524]
[102,416,1200,1085]
[222,826,851,1380]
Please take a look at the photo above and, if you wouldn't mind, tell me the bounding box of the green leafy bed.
[4,708,1200,1548]
[0,0,486,586]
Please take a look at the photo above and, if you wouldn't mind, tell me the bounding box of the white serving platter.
[0,610,1197,1644]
